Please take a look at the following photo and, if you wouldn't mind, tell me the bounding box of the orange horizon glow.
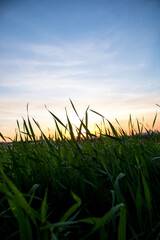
[1,109,160,143]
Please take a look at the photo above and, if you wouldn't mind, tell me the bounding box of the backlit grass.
[0,100,160,240]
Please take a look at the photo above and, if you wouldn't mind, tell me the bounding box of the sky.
[0,0,160,140]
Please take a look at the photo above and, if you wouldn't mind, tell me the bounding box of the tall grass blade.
[70,99,92,138]
[115,119,127,137]
[41,188,48,224]
[60,191,81,222]
[90,109,121,139]
[33,118,57,160]
[128,114,134,135]
[0,132,6,141]
[17,120,23,141]
[45,105,67,130]
[85,109,88,138]
[27,104,36,142]
[136,176,142,229]
[8,197,33,240]
[65,108,76,141]
[118,204,126,240]
[28,184,40,195]
[28,117,36,142]
[1,170,36,224]
[114,173,125,203]
[84,203,124,237]
[137,119,141,135]
[141,173,152,221]
[22,118,32,140]
[54,119,64,141]
[77,119,85,141]
[152,112,157,129]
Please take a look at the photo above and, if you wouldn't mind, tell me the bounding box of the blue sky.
[0,0,160,138]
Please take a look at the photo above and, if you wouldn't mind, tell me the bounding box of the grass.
[0,100,160,240]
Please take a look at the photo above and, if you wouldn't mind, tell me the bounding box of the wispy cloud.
[1,38,147,90]
[0,59,85,67]
[0,39,119,92]
[8,39,118,62]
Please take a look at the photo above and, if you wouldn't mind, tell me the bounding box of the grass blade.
[41,188,48,224]
[0,132,6,141]
[118,204,126,240]
[90,109,121,140]
[152,112,157,129]
[45,105,67,130]
[86,203,124,237]
[1,170,36,224]
[141,173,152,221]
[60,191,81,222]
[70,99,92,139]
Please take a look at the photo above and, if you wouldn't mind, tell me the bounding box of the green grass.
[0,101,160,240]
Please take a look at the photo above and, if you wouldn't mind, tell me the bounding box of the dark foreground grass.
[0,102,160,240]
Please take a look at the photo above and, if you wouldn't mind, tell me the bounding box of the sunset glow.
[0,0,160,140]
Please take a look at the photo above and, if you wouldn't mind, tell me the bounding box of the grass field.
[0,101,160,240]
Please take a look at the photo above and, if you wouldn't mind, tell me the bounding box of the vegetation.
[0,101,160,240]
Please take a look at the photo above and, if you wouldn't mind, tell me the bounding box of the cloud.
[0,39,159,115]
[0,59,85,67]
[0,39,119,93]
[10,39,117,62]
[1,38,148,91]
